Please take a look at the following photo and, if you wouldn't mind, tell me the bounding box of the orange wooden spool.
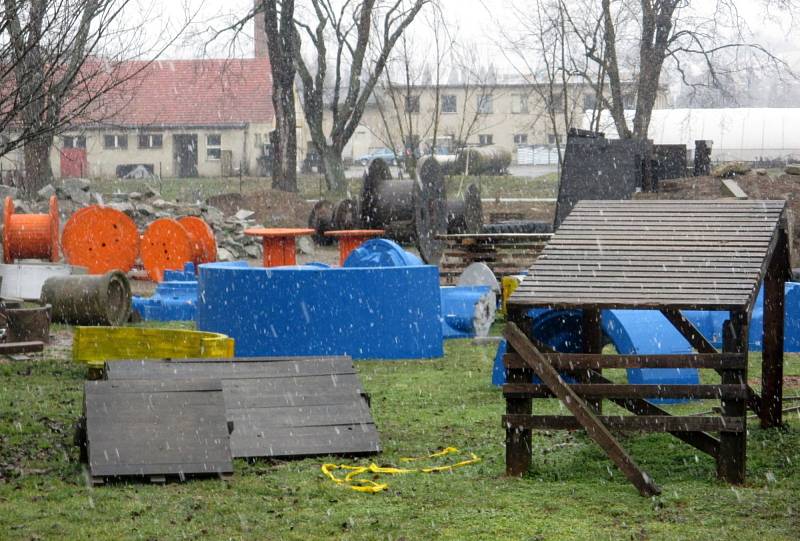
[61,205,140,274]
[141,217,217,281]
[3,196,59,263]
[244,228,314,267]
[324,229,385,266]
[177,216,217,264]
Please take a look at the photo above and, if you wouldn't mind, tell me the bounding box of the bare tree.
[1,0,188,195]
[293,0,430,192]
[263,0,299,192]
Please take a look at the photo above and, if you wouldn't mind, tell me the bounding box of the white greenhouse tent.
[585,108,800,162]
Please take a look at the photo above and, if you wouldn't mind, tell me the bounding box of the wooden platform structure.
[104,356,381,459]
[438,233,552,283]
[503,200,791,496]
[83,379,234,484]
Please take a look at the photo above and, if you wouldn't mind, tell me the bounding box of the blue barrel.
[344,238,422,268]
[440,285,495,339]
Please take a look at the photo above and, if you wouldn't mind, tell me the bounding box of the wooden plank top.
[508,200,786,311]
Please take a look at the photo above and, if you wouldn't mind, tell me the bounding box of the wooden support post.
[505,323,661,497]
[762,224,789,428]
[504,309,533,476]
[581,308,603,413]
[718,315,748,484]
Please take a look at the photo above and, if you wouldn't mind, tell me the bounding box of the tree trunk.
[320,147,347,193]
[271,82,298,192]
[22,134,54,196]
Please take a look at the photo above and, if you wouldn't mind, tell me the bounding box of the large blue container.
[344,238,423,268]
[132,263,199,321]
[197,262,443,359]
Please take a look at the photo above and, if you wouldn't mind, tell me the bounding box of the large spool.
[141,217,217,281]
[41,270,132,326]
[359,157,447,263]
[61,205,139,274]
[446,183,483,234]
[3,196,59,263]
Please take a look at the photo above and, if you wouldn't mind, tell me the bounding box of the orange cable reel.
[141,216,217,282]
[3,195,60,263]
[61,205,140,274]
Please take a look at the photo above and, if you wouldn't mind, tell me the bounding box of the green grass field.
[1,324,799,540]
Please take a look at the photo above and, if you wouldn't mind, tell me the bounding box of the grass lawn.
[87,172,559,203]
[1,324,799,541]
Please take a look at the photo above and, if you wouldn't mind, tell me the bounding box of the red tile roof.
[97,57,274,128]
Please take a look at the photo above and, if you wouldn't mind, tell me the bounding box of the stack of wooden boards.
[80,356,380,484]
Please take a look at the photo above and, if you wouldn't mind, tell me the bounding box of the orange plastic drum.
[324,229,385,266]
[61,205,140,274]
[3,196,59,263]
[177,216,217,264]
[244,227,315,267]
[140,218,194,282]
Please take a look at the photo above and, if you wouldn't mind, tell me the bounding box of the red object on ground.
[324,229,385,266]
[61,205,139,274]
[244,228,314,267]
[3,196,59,263]
[141,217,218,281]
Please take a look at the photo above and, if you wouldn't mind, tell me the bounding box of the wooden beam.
[503,310,534,477]
[660,309,717,353]
[503,352,747,370]
[504,323,661,497]
[0,341,45,354]
[503,414,744,433]
[717,316,748,484]
[503,383,748,400]
[762,222,789,428]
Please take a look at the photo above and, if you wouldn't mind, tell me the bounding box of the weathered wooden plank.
[503,414,744,432]
[503,383,748,399]
[106,358,357,379]
[231,424,381,458]
[718,316,748,484]
[504,323,661,497]
[84,380,233,480]
[503,351,746,370]
[0,341,45,354]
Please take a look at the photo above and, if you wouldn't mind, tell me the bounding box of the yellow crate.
[73,326,235,371]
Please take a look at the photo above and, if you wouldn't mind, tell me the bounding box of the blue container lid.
[343,239,422,268]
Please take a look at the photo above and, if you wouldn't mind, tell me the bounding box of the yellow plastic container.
[501,275,525,314]
[73,326,235,372]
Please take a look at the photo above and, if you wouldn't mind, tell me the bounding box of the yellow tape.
[322,447,480,493]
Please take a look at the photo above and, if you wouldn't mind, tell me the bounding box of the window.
[442,94,457,113]
[206,134,221,160]
[103,134,127,149]
[513,134,528,145]
[547,134,557,145]
[623,93,636,109]
[138,134,162,149]
[548,93,564,113]
[63,135,86,149]
[478,134,493,146]
[476,94,493,114]
[511,94,529,114]
[583,93,598,110]
[404,95,420,114]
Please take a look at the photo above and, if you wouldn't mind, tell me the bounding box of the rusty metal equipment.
[41,270,132,326]
[0,289,50,353]
[3,196,59,263]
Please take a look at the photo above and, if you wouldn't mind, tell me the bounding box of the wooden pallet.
[83,379,233,484]
[437,233,552,283]
[105,356,381,459]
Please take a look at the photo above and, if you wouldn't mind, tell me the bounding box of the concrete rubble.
[8,179,264,262]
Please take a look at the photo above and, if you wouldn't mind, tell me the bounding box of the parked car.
[357,148,400,166]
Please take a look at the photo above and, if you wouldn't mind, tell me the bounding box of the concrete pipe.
[40,270,132,326]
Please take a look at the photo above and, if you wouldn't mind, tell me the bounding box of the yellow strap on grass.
[321,447,480,493]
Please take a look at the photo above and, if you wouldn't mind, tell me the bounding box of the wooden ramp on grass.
[82,379,233,484]
[104,356,381,459]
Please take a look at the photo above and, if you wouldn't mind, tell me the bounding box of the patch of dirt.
[207,190,313,228]
[641,173,800,265]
